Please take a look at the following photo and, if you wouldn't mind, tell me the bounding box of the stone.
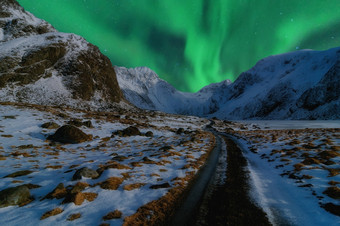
[41,122,59,129]
[47,125,92,144]
[0,185,31,207]
[72,167,99,180]
[145,131,153,137]
[113,126,141,137]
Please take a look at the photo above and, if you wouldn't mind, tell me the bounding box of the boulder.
[0,185,31,207]
[145,131,154,137]
[113,126,141,137]
[47,125,92,144]
[72,167,99,180]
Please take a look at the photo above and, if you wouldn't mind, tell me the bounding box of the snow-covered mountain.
[115,66,231,115]
[0,0,125,110]
[117,48,340,120]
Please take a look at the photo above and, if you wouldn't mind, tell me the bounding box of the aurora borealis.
[18,0,340,92]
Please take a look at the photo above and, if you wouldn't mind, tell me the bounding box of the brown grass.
[103,210,122,220]
[67,213,81,221]
[44,183,68,200]
[98,177,124,190]
[323,186,340,199]
[40,207,63,220]
[327,168,340,177]
[64,192,98,205]
[123,135,215,226]
[123,183,146,191]
[45,165,62,169]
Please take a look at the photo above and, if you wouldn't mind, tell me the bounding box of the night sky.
[18,0,340,92]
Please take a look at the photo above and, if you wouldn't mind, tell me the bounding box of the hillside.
[117,48,340,120]
[0,0,124,110]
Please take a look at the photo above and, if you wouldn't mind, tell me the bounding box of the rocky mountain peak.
[0,0,124,110]
[0,0,55,42]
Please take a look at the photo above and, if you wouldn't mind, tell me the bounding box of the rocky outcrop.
[0,0,123,109]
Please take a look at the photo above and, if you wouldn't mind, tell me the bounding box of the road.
[171,127,271,225]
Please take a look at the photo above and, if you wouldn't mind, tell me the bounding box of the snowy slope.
[0,103,213,225]
[117,47,340,120]
[214,47,340,120]
[0,0,124,110]
[115,66,231,115]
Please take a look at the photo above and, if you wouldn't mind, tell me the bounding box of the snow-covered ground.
[0,103,214,225]
[233,120,340,130]
[213,120,340,225]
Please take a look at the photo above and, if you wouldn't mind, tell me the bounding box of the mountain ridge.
[0,0,126,111]
[116,47,340,120]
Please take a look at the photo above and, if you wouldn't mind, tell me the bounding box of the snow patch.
[0,28,4,41]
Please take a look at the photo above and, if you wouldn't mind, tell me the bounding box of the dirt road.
[171,131,271,225]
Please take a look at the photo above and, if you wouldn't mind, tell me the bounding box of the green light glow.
[17,0,340,92]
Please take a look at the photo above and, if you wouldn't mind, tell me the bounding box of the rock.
[68,119,93,128]
[83,121,93,128]
[4,170,33,178]
[72,167,99,180]
[0,185,31,207]
[323,186,340,199]
[44,183,67,200]
[322,203,340,216]
[318,150,340,160]
[47,125,92,144]
[0,0,123,109]
[113,126,141,137]
[41,122,59,129]
[176,128,185,134]
[149,182,171,189]
[67,119,84,127]
[145,131,153,137]
[63,192,97,206]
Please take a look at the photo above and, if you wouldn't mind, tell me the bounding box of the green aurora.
[18,0,340,92]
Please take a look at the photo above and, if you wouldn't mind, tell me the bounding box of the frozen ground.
[0,103,214,225]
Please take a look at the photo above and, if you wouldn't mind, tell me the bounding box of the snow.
[115,66,230,116]
[233,120,340,130]
[0,28,4,41]
[116,47,340,120]
[0,104,213,225]
[217,121,340,225]
[6,6,45,27]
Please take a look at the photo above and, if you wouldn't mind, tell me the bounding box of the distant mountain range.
[1,0,339,119]
[117,47,340,120]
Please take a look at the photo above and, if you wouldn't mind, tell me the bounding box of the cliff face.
[0,0,123,109]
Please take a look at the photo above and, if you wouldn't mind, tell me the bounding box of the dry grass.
[123,183,146,191]
[67,213,81,221]
[40,207,63,220]
[98,177,124,190]
[323,186,340,199]
[103,210,122,220]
